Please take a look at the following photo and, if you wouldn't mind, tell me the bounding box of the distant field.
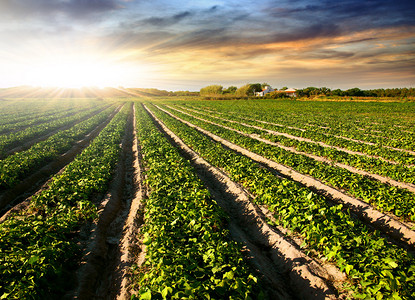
[0,98,414,299]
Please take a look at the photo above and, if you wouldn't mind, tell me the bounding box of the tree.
[265,91,288,99]
[235,83,262,97]
[345,88,363,97]
[319,87,331,96]
[200,85,223,96]
[249,83,262,95]
[223,86,237,94]
[331,89,343,96]
[235,84,251,97]
[261,83,271,89]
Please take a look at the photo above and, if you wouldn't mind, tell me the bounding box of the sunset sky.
[0,0,414,90]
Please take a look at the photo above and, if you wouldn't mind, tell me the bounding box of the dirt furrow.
[0,107,79,135]
[155,104,415,249]
[191,106,415,151]
[144,104,347,299]
[3,105,112,158]
[70,104,145,300]
[115,104,146,300]
[172,106,415,193]
[180,105,412,165]
[0,105,122,220]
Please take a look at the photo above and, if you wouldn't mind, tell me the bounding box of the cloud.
[140,11,193,27]
[1,0,414,90]
[0,0,123,20]
[266,0,415,29]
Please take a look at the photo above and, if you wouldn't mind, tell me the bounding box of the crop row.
[194,100,415,142]
[0,105,91,135]
[176,105,415,184]
[161,105,415,221]
[0,104,109,158]
[0,106,116,190]
[0,103,130,299]
[185,102,415,162]
[131,103,261,299]
[0,99,102,127]
[147,103,415,299]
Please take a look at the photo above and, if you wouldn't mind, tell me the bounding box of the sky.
[0,0,414,91]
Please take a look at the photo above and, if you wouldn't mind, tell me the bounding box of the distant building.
[283,88,297,97]
[255,86,274,96]
[255,87,297,97]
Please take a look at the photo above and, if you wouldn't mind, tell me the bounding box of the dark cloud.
[141,11,193,27]
[0,0,122,20]
[340,38,377,44]
[267,0,415,29]
[144,22,342,55]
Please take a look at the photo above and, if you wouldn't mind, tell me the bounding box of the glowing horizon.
[0,0,414,91]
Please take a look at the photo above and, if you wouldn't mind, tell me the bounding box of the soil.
[155,104,415,250]
[0,106,77,135]
[3,105,112,158]
[174,105,415,193]
[0,105,121,220]
[68,104,146,300]
[145,104,350,299]
[179,105,411,166]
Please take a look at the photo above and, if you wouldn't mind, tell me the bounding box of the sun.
[24,54,133,89]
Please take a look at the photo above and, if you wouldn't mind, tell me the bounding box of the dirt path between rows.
[0,105,122,220]
[173,106,415,193]
[69,104,146,300]
[155,105,415,249]
[2,105,112,159]
[181,105,414,165]
[0,106,80,135]
[114,104,147,300]
[186,105,307,132]
[145,104,348,299]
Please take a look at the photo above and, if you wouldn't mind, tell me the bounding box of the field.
[0,98,414,299]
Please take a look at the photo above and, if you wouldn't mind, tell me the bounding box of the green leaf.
[140,290,152,300]
[223,270,234,280]
[345,264,353,275]
[161,287,172,299]
[28,256,39,265]
[384,257,398,268]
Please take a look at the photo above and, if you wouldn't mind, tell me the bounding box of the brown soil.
[145,104,349,299]
[155,105,415,249]
[0,105,122,220]
[180,105,410,166]
[186,104,306,132]
[175,105,415,193]
[114,104,147,300]
[0,106,78,135]
[3,104,112,158]
[69,104,146,300]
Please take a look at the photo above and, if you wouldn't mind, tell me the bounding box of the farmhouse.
[255,86,274,96]
[284,88,297,97]
[255,87,298,97]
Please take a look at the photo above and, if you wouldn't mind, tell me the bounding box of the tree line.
[200,83,271,97]
[296,87,415,98]
[199,84,415,98]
